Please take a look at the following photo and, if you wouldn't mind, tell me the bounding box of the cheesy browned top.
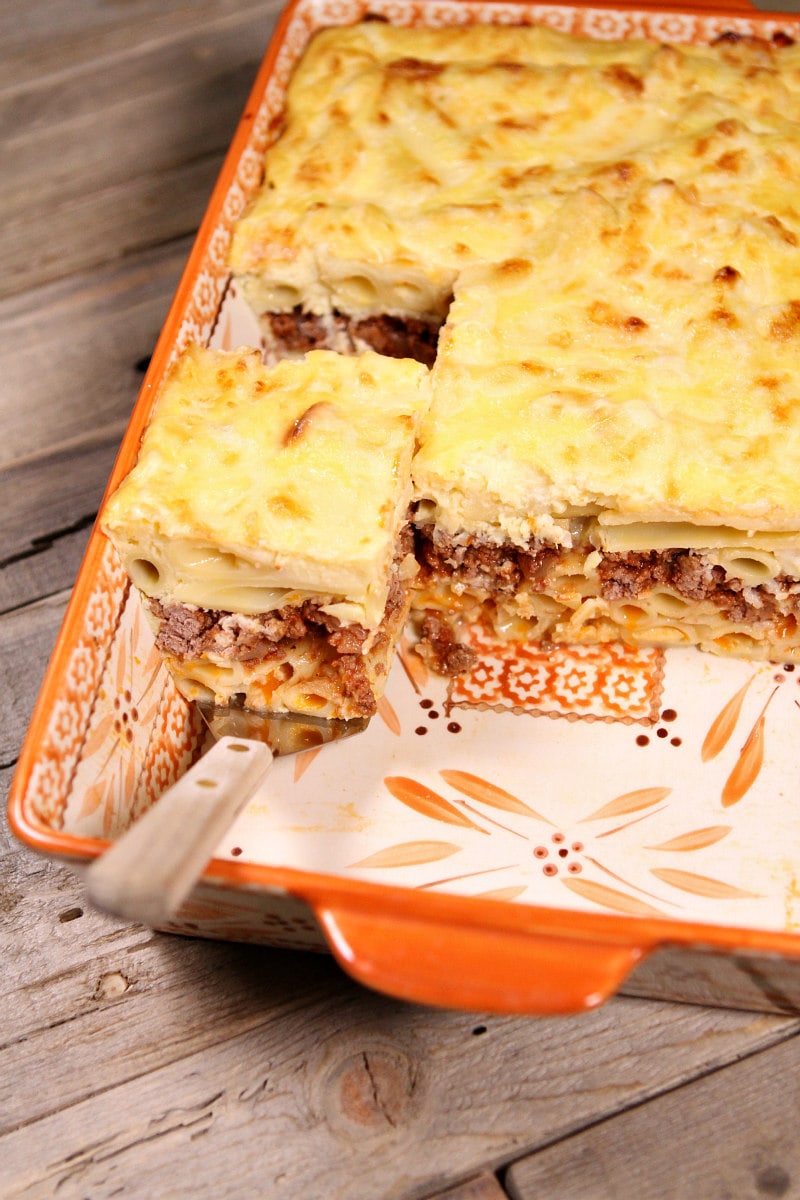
[413,181,800,548]
[101,346,430,628]
[229,21,800,321]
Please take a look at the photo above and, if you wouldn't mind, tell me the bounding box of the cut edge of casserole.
[228,21,800,370]
[410,179,800,667]
[101,345,430,719]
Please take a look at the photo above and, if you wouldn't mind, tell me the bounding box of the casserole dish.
[10,0,800,1017]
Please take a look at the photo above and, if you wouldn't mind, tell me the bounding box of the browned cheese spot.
[653,263,690,281]
[465,135,493,161]
[268,492,309,520]
[387,57,444,81]
[602,63,644,96]
[715,117,742,137]
[296,158,330,187]
[423,97,457,128]
[587,301,648,332]
[579,368,616,384]
[714,265,741,285]
[715,150,746,173]
[600,159,639,185]
[769,301,800,342]
[498,115,546,132]
[764,215,798,246]
[283,401,334,446]
[709,307,739,327]
[500,163,553,189]
[497,257,533,278]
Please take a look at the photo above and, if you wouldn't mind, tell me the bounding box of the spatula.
[83,704,368,927]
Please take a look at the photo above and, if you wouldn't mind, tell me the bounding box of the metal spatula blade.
[83,706,368,927]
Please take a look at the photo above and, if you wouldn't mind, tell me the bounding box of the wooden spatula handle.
[83,737,273,926]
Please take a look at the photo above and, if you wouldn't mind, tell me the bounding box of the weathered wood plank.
[1,1,278,92]
[0,590,70,765]
[0,240,187,470]
[1,989,797,1200]
[0,238,196,612]
[0,837,350,1138]
[1,7,280,297]
[0,527,92,617]
[424,1174,509,1200]
[1,428,122,567]
[504,1027,800,1200]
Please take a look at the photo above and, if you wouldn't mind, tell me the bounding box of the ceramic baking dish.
[10,0,800,1017]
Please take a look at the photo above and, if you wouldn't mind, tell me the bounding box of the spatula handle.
[84,737,273,926]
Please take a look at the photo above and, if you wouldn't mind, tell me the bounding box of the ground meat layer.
[418,529,800,627]
[266,308,442,368]
[597,550,800,624]
[150,596,370,662]
[148,562,411,717]
[416,612,477,676]
[416,526,556,593]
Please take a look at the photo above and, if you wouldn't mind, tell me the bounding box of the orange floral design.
[581,788,671,823]
[447,627,664,723]
[68,591,200,837]
[561,877,664,917]
[350,841,461,869]
[439,770,551,821]
[701,676,756,761]
[384,777,488,832]
[645,826,731,852]
[377,693,402,736]
[720,689,777,808]
[650,868,761,901]
[373,767,765,916]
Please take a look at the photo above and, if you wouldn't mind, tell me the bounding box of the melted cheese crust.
[101,346,429,628]
[413,181,800,538]
[229,22,800,320]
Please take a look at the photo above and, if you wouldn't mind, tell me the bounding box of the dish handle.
[316,902,649,1016]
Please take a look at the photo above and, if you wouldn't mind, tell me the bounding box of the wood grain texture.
[0,527,93,616]
[1,982,798,1200]
[1,0,277,89]
[0,241,188,470]
[1,3,283,297]
[423,1174,509,1200]
[504,1027,800,1200]
[0,590,68,764]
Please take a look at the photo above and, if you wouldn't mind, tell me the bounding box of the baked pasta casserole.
[103,17,800,719]
[102,345,429,718]
[229,21,800,365]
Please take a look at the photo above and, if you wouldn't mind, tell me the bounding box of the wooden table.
[4,3,800,1197]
